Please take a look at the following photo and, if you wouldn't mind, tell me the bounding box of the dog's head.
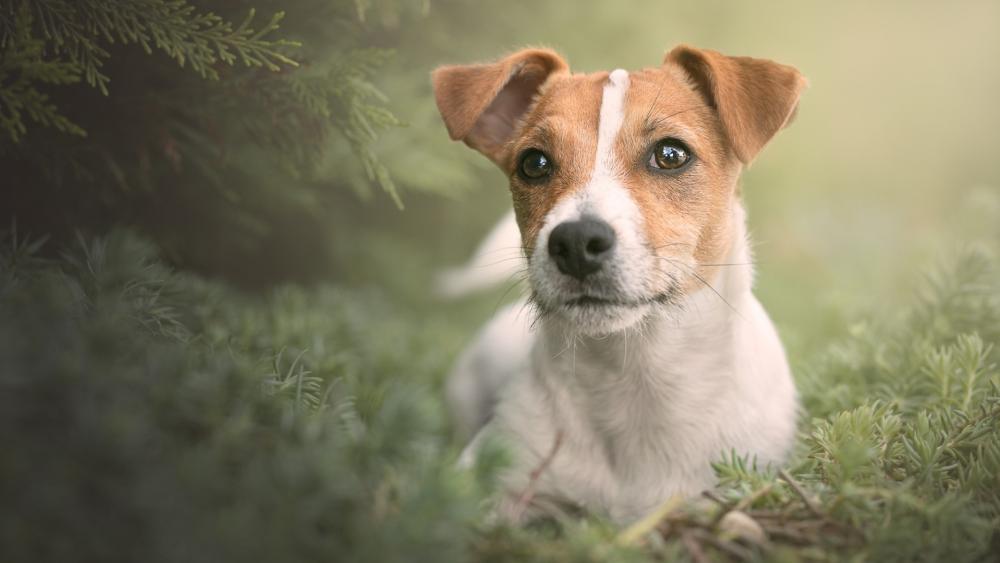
[433,46,806,336]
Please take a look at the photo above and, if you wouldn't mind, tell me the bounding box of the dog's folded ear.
[665,45,807,164]
[432,49,569,163]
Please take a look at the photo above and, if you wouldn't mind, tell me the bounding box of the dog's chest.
[498,324,739,521]
[502,378,723,524]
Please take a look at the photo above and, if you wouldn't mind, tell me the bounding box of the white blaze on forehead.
[538,68,633,230]
[595,69,630,175]
[579,68,638,225]
[534,68,638,234]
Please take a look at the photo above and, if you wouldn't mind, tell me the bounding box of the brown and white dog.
[433,45,805,524]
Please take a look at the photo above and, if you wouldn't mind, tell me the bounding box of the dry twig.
[779,469,823,517]
[510,430,564,521]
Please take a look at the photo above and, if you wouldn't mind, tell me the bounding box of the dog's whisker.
[516,301,541,332]
[466,255,528,270]
[490,270,532,317]
[622,325,629,375]
[551,335,576,360]
[644,106,702,135]
[572,333,578,380]
[657,255,746,321]
[651,256,754,269]
[527,292,555,332]
[651,242,695,251]
[469,245,526,255]
[642,71,669,124]
[697,262,756,268]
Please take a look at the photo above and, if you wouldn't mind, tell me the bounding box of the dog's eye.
[650,138,691,170]
[518,149,553,181]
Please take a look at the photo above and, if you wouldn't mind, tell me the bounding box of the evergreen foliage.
[1,213,997,561]
[0,5,84,141]
[0,0,421,284]
[0,229,483,562]
[0,0,298,139]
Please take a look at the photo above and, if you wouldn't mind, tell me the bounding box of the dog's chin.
[549,297,655,337]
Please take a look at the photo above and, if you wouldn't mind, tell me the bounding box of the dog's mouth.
[562,291,677,310]
[531,285,681,335]
[564,295,630,308]
[539,289,680,335]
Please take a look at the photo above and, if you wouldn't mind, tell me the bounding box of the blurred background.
[2,1,1000,560]
[376,0,1000,357]
[4,0,998,355]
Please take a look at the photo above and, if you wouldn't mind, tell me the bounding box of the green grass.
[1,216,998,562]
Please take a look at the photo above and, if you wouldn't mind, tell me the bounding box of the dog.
[433,45,805,524]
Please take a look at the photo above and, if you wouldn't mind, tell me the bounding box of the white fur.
[444,70,797,525]
[447,299,533,440]
[437,209,523,298]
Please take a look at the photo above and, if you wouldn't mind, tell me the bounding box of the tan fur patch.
[504,73,606,251]
[613,67,742,291]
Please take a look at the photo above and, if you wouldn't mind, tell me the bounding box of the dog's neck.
[533,201,754,463]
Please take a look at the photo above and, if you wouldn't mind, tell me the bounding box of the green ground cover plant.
[1,220,996,562]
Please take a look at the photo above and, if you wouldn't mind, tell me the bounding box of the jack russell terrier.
[433,45,806,524]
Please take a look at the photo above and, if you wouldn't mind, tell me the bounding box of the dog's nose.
[547,218,616,280]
